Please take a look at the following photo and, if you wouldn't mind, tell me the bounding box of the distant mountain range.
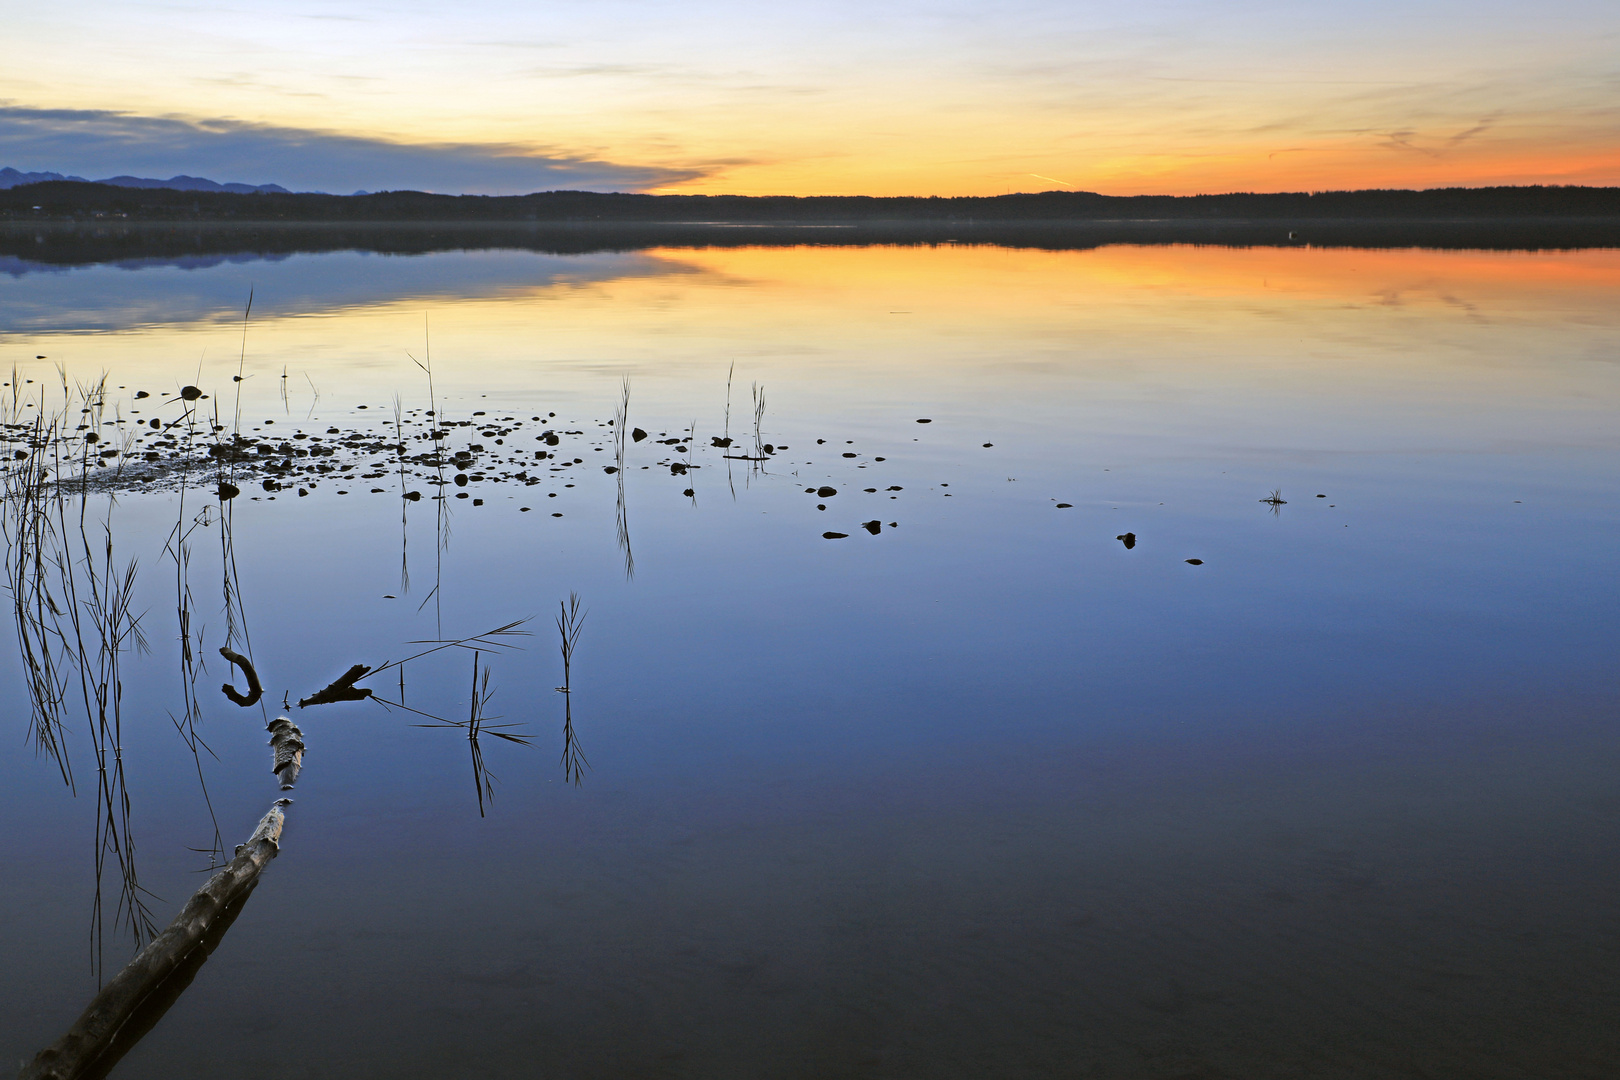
[0,166,293,194]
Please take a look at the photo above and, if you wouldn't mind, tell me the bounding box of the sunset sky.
[2,0,1616,196]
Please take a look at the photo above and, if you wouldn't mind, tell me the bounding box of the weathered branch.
[266,717,304,790]
[297,663,372,708]
[20,799,292,1080]
[218,646,263,707]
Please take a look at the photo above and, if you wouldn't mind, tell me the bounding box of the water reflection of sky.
[2,243,1618,1078]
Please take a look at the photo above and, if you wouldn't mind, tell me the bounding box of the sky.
[1,0,1616,196]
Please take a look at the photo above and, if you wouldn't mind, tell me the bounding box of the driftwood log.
[20,799,291,1080]
[267,717,304,790]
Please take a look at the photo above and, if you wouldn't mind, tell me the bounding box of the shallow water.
[2,239,1618,1079]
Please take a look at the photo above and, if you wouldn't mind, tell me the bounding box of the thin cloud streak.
[0,106,705,194]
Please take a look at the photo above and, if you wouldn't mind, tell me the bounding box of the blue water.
[2,240,1617,1079]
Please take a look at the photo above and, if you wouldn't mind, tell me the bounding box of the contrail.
[1029,173,1074,187]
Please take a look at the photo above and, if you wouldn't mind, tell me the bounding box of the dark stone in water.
[817,486,837,497]
[1117,532,1136,549]
[916,418,932,424]
[983,443,993,447]
[864,488,877,492]
[403,491,422,501]
[454,473,469,487]
[671,462,688,475]
[262,479,279,492]
[1056,503,1072,508]
[1316,494,1326,498]
[712,436,733,447]
[85,431,99,444]
[683,488,695,497]
[180,385,203,401]
[632,427,648,442]
[763,444,775,454]
[134,390,149,399]
[217,482,240,501]
[544,433,560,445]
[604,466,619,474]
[862,520,881,534]
[1185,558,1203,565]
[823,532,848,539]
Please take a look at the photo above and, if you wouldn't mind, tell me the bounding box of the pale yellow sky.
[3,0,1617,194]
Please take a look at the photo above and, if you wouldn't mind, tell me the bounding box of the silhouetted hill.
[0,168,291,194]
[2,180,1618,224]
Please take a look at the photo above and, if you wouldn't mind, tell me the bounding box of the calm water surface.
[2,241,1618,1079]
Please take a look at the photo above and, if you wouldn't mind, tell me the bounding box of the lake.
[2,234,1618,1079]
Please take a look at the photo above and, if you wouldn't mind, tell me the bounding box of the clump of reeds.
[556,593,588,786]
[1,377,162,974]
[614,379,634,579]
[751,382,767,459]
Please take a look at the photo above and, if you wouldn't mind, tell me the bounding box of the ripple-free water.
[2,241,1618,1079]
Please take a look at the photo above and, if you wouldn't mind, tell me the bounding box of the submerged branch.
[217,646,263,707]
[297,663,373,708]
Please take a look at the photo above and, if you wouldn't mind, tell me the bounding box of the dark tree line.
[4,180,1619,225]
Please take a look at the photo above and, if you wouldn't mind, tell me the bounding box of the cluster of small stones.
[11,407,630,505]
[4,396,1021,540]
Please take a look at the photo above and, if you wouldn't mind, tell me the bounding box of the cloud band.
[0,105,703,195]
